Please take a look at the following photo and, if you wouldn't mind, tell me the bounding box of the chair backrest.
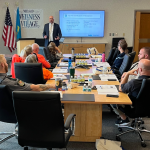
[39,46,46,59]
[0,85,17,123]
[128,51,136,64]
[106,48,116,65]
[15,63,46,84]
[111,48,120,66]
[12,91,65,148]
[43,47,51,61]
[119,54,132,75]
[127,47,133,53]
[133,79,150,117]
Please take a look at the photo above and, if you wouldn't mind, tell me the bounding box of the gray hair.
[24,54,38,63]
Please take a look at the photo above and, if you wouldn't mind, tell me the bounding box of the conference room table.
[46,55,132,142]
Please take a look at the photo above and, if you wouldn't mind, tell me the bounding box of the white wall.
[0,0,150,57]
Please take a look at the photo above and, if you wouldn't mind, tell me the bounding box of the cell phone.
[106,94,119,98]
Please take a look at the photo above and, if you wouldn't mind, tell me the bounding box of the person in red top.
[32,43,51,68]
[11,45,33,78]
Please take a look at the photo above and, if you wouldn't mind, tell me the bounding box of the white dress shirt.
[49,23,54,41]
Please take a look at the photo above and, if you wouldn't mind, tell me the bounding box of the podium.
[17,38,35,55]
[17,38,45,55]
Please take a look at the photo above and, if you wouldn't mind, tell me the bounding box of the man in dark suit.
[43,16,62,47]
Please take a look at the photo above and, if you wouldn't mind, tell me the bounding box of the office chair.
[110,48,120,66]
[106,47,116,65]
[116,79,150,147]
[127,47,133,53]
[0,85,17,144]
[128,51,136,64]
[43,47,58,68]
[113,54,133,80]
[12,91,76,150]
[39,46,47,59]
[15,63,46,84]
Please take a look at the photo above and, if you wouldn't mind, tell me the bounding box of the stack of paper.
[51,74,67,79]
[96,85,119,95]
[99,74,118,81]
[52,69,68,73]
[96,62,110,67]
[59,62,68,67]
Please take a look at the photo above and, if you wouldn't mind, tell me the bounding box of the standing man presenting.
[43,16,62,47]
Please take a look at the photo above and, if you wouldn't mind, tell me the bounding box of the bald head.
[32,43,39,53]
[49,16,54,24]
[138,59,150,76]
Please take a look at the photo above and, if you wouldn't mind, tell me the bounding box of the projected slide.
[59,10,105,37]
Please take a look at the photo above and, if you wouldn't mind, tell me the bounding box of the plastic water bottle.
[83,84,87,91]
[102,52,105,62]
[88,75,93,87]
[68,57,72,71]
[88,83,92,92]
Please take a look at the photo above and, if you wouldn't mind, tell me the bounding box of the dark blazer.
[43,23,62,47]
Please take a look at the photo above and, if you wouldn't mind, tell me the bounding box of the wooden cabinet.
[61,43,105,54]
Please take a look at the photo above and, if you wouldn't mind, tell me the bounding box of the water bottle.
[83,84,87,91]
[68,57,72,71]
[102,52,105,62]
[88,75,93,87]
[88,83,92,92]
[72,48,74,56]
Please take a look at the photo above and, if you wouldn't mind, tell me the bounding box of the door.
[134,11,150,62]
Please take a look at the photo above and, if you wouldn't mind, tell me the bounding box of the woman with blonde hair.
[11,45,33,78]
[25,54,53,80]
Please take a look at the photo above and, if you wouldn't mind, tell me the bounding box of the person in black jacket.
[43,16,62,47]
[111,39,128,69]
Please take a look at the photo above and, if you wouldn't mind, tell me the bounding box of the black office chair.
[39,46,47,59]
[12,91,76,150]
[110,48,120,66]
[116,79,150,147]
[0,85,17,144]
[43,47,58,68]
[106,47,116,65]
[113,54,133,80]
[15,63,46,84]
[127,47,133,53]
[128,51,136,64]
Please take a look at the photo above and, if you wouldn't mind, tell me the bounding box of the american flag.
[2,7,16,52]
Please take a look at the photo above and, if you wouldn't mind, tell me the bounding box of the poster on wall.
[19,9,43,29]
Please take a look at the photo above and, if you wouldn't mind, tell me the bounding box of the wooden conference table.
[46,55,132,142]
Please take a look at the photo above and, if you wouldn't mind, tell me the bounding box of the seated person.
[24,54,53,80]
[32,43,51,68]
[111,39,127,70]
[11,45,32,78]
[0,54,55,92]
[121,47,150,82]
[111,59,150,125]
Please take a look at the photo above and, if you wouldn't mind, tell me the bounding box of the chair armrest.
[113,69,120,74]
[64,114,76,129]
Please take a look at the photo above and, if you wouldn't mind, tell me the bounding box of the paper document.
[52,69,68,73]
[59,62,68,66]
[96,62,110,67]
[99,74,118,81]
[51,74,67,79]
[96,85,119,95]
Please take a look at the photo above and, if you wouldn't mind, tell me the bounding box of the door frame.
[133,10,150,62]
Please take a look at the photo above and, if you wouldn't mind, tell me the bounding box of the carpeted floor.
[0,65,150,150]
[0,105,150,150]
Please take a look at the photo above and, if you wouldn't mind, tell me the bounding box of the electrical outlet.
[123,33,125,36]
[112,33,114,36]
[109,33,111,36]
[115,33,118,36]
